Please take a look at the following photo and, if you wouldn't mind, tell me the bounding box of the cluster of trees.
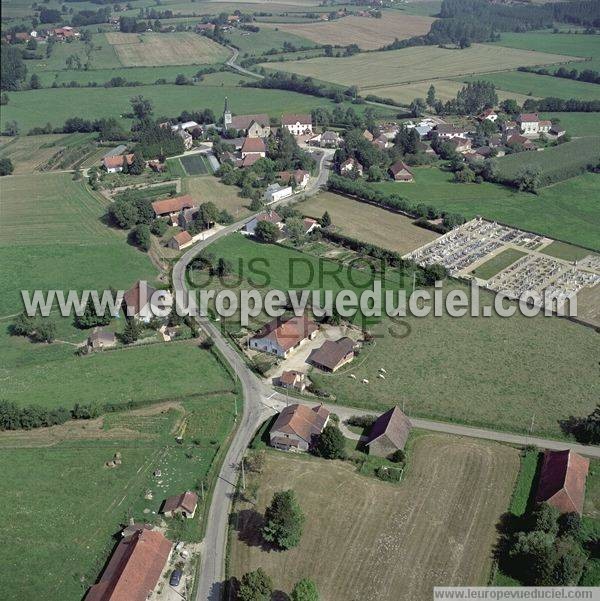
[522,96,600,113]
[119,16,150,33]
[262,489,305,549]
[135,124,184,158]
[0,400,98,431]
[498,503,591,585]
[72,7,110,26]
[561,405,600,445]
[1,45,27,90]
[519,65,600,86]
[10,311,57,343]
[236,569,319,601]
[74,296,113,329]
[188,201,233,236]
[0,157,14,176]
[311,106,373,129]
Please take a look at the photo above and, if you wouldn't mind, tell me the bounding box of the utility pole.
[529,414,535,435]
[200,480,204,500]
[412,270,416,293]
[241,457,246,490]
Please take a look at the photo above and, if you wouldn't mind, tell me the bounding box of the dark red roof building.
[365,406,412,458]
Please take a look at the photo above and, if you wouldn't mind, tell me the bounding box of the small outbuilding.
[365,406,412,458]
[161,490,199,519]
[88,327,117,350]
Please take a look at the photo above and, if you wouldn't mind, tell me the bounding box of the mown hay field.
[105,32,229,66]
[182,176,252,219]
[230,436,520,600]
[259,12,434,50]
[297,191,439,255]
[372,79,535,104]
[260,43,581,89]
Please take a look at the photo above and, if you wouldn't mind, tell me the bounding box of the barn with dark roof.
[365,406,412,458]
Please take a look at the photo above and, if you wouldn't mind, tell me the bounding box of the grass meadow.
[182,176,252,219]
[0,173,156,316]
[0,392,237,601]
[472,248,527,280]
[225,26,317,56]
[261,43,580,89]
[370,170,600,250]
[230,437,519,600]
[538,112,600,137]
[1,83,378,131]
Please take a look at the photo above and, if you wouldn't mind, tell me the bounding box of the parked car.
[169,569,182,587]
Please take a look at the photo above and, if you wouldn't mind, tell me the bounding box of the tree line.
[518,65,600,86]
[0,400,98,431]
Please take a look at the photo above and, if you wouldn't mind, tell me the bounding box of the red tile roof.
[535,450,589,514]
[518,113,539,123]
[241,137,266,153]
[162,491,198,515]
[230,114,269,130]
[282,113,312,126]
[389,160,413,179]
[85,529,172,601]
[271,403,330,444]
[254,314,317,353]
[171,230,192,246]
[151,194,195,216]
[103,154,134,170]
[123,281,158,316]
[280,370,304,386]
[258,210,281,224]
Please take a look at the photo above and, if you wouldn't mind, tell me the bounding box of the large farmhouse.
[517,113,552,136]
[282,113,313,136]
[269,403,330,452]
[309,337,355,372]
[102,154,134,173]
[535,449,589,515]
[365,406,412,458]
[250,314,318,358]
[85,527,172,601]
[151,195,196,220]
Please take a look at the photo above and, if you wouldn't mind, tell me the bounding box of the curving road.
[172,153,600,601]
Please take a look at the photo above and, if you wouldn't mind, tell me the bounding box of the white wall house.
[282,114,313,136]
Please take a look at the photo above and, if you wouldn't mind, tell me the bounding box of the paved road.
[226,46,264,79]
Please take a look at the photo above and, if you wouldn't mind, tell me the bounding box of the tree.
[0,157,14,176]
[213,257,232,277]
[427,84,436,107]
[509,530,556,585]
[565,405,600,445]
[196,201,219,230]
[290,578,319,601]
[250,197,264,212]
[409,98,427,118]
[29,73,41,89]
[254,220,279,243]
[10,311,37,337]
[74,296,112,329]
[130,94,153,124]
[33,319,56,343]
[319,211,331,228]
[515,166,541,193]
[238,568,273,601]
[109,200,138,228]
[4,120,20,136]
[130,223,151,251]
[128,153,145,175]
[366,164,383,182]
[500,98,520,115]
[262,490,305,550]
[314,424,345,459]
[121,318,141,344]
[285,217,306,243]
[0,93,8,105]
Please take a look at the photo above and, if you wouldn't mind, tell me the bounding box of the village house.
[550,124,566,137]
[264,183,293,203]
[176,128,193,150]
[224,99,271,138]
[85,527,172,601]
[151,194,196,220]
[376,123,400,140]
[447,136,472,153]
[372,134,389,150]
[477,108,498,122]
[147,159,165,173]
[250,314,318,358]
[339,157,363,177]
[507,134,536,151]
[535,449,589,515]
[269,403,330,452]
[365,406,412,458]
[388,160,414,182]
[434,124,469,139]
[240,137,266,160]
[102,154,134,173]
[282,114,313,136]
[310,130,342,148]
[161,491,199,519]
[362,129,374,142]
[243,210,283,236]
[87,327,117,351]
[301,217,320,235]
[167,230,193,251]
[278,370,307,392]
[309,337,355,372]
[278,169,309,189]
[517,113,551,136]
[196,22,215,33]
[123,280,169,322]
[178,207,198,230]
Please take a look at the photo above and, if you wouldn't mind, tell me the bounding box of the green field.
[539,112,600,137]
[180,153,212,175]
[539,240,593,262]
[182,175,252,219]
[370,169,600,250]
[0,392,236,601]
[1,83,379,132]
[261,43,580,89]
[460,70,600,100]
[496,136,600,186]
[472,248,527,280]
[0,173,156,315]
[225,26,316,56]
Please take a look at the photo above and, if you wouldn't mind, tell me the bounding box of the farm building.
[102,154,134,173]
[477,109,498,122]
[506,134,536,151]
[226,107,271,138]
[241,137,266,160]
[85,527,172,601]
[123,280,168,322]
[434,124,469,139]
[310,130,342,148]
[517,113,552,136]
[269,403,330,452]
[282,114,313,136]
[278,169,310,189]
[264,183,292,203]
[300,218,320,235]
[87,327,117,351]
[389,160,414,182]
[250,314,318,358]
[365,406,412,458]
[161,491,199,519]
[178,207,198,230]
[447,137,472,153]
[309,337,355,372]
[278,370,307,392]
[535,449,589,515]
[151,195,196,219]
[372,134,389,150]
[167,230,193,251]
